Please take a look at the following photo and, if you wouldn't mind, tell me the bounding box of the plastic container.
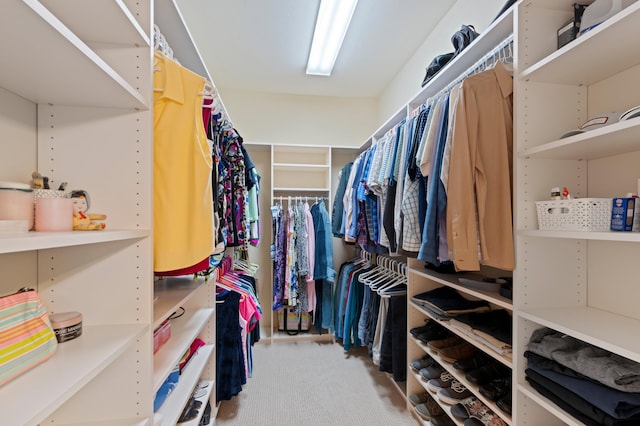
[0,181,34,230]
[50,311,82,343]
[35,197,73,231]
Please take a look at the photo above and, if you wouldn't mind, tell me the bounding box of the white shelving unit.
[267,144,336,342]
[0,0,219,424]
[0,0,153,423]
[514,0,640,424]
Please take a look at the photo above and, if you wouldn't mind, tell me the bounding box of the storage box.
[153,318,171,354]
[610,197,640,231]
[536,198,611,231]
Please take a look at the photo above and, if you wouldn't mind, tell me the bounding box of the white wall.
[377,0,508,122]
[220,0,510,148]
[220,89,376,148]
[0,87,37,182]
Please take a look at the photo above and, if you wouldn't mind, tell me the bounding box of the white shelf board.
[519,117,640,160]
[272,187,330,192]
[409,268,513,310]
[157,346,214,426]
[40,0,149,47]
[153,308,214,392]
[519,229,640,242]
[518,306,640,363]
[0,229,149,254]
[153,277,208,328]
[517,382,584,426]
[520,3,640,85]
[0,324,147,426]
[410,303,513,369]
[0,1,148,109]
[55,418,149,426]
[272,163,331,169]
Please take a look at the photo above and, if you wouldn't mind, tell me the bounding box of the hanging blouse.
[153,52,214,272]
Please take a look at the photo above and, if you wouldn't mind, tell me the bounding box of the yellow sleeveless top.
[153,53,213,272]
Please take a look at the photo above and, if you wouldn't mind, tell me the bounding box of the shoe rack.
[406,258,513,425]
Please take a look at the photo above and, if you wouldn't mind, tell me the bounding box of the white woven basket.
[535,198,611,231]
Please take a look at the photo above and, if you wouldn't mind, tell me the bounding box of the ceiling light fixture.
[306,0,358,76]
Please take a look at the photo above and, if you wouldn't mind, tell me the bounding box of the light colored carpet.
[215,340,418,425]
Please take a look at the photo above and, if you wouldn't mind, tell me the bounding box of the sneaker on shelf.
[426,371,455,393]
[439,341,477,363]
[419,364,444,381]
[410,353,435,372]
[408,391,429,407]
[413,393,444,421]
[437,380,474,405]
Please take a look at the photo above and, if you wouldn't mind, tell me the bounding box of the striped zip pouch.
[0,288,57,386]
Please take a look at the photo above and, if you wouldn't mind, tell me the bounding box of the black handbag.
[451,25,479,57]
[420,24,480,88]
[421,52,455,87]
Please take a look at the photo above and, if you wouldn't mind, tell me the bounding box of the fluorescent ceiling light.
[306,0,358,76]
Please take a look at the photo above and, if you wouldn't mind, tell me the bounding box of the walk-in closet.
[2,0,640,425]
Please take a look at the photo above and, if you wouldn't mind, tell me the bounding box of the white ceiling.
[175,0,456,98]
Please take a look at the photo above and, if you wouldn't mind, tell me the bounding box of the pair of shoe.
[426,371,455,393]
[411,320,450,344]
[428,335,477,363]
[439,341,476,363]
[465,361,510,386]
[453,352,491,372]
[409,353,435,373]
[177,397,202,423]
[479,376,511,402]
[419,364,444,381]
[451,396,507,426]
[436,380,474,404]
[412,392,444,420]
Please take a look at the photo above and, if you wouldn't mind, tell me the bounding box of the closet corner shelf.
[0,229,149,254]
[153,308,214,392]
[40,0,150,47]
[518,117,640,160]
[517,381,584,426]
[409,267,513,310]
[410,337,512,425]
[156,345,214,426]
[520,2,640,85]
[518,229,640,242]
[153,276,210,328]
[518,307,640,363]
[0,323,147,426]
